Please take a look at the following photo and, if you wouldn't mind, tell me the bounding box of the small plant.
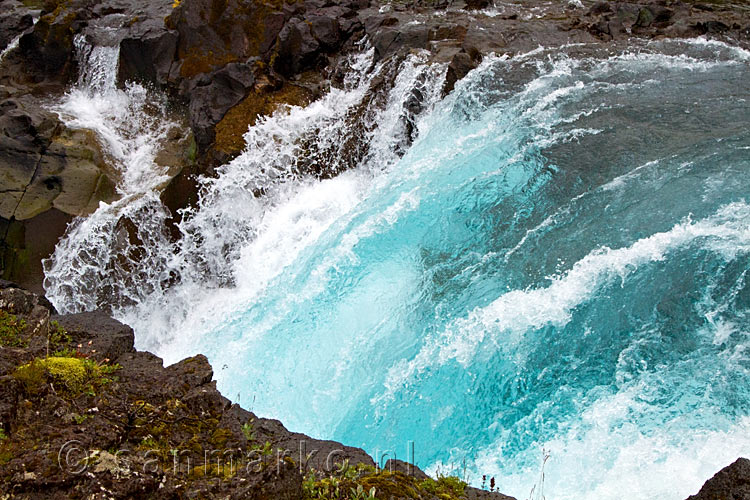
[0,428,7,441]
[73,414,90,425]
[0,310,27,347]
[526,448,551,500]
[251,440,274,456]
[350,484,377,500]
[337,459,358,481]
[241,420,255,442]
[49,320,71,347]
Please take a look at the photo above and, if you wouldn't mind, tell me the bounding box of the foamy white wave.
[380,201,750,403]
[473,405,750,500]
[664,36,750,61]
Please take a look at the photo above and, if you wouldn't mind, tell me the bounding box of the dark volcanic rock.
[443,50,480,96]
[0,0,34,53]
[274,17,322,78]
[188,61,257,149]
[51,311,135,361]
[687,458,750,500]
[118,29,178,86]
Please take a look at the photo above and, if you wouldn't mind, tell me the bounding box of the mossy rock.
[214,83,312,155]
[13,356,119,396]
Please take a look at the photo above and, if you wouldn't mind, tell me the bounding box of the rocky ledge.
[0,285,748,499]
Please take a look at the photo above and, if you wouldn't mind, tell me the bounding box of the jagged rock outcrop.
[0,285,516,499]
[686,458,750,500]
[0,93,117,293]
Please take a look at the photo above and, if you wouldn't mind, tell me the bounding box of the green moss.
[302,464,469,500]
[0,310,27,347]
[13,356,120,397]
[49,320,72,351]
[189,462,237,480]
[210,427,233,448]
[359,472,420,499]
[420,476,467,498]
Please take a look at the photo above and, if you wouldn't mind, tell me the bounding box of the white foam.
[44,35,178,313]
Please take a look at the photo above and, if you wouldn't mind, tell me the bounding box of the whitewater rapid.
[44,38,750,499]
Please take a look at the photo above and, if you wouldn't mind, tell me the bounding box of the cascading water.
[44,37,750,499]
[44,33,179,311]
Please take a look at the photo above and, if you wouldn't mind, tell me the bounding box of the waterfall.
[43,33,178,312]
[42,36,750,500]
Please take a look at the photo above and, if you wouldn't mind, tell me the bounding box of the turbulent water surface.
[45,38,750,499]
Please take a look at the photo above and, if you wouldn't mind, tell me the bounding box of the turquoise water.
[47,39,750,498]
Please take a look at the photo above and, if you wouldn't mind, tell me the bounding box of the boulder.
[117,28,178,87]
[307,14,340,49]
[51,310,135,361]
[442,50,480,96]
[18,3,79,83]
[464,0,490,10]
[188,61,257,150]
[273,17,321,78]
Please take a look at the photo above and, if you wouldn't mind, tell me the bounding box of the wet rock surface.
[0,286,516,499]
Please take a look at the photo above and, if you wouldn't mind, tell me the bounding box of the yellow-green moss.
[210,427,233,448]
[358,472,420,499]
[189,462,237,480]
[179,47,239,78]
[13,356,120,396]
[214,84,312,154]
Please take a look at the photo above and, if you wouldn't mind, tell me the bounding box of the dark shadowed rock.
[686,458,750,500]
[274,17,321,78]
[0,0,34,52]
[18,5,79,83]
[51,311,135,361]
[308,14,340,49]
[464,0,490,10]
[188,61,257,149]
[443,50,480,96]
[384,458,430,479]
[118,29,178,87]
